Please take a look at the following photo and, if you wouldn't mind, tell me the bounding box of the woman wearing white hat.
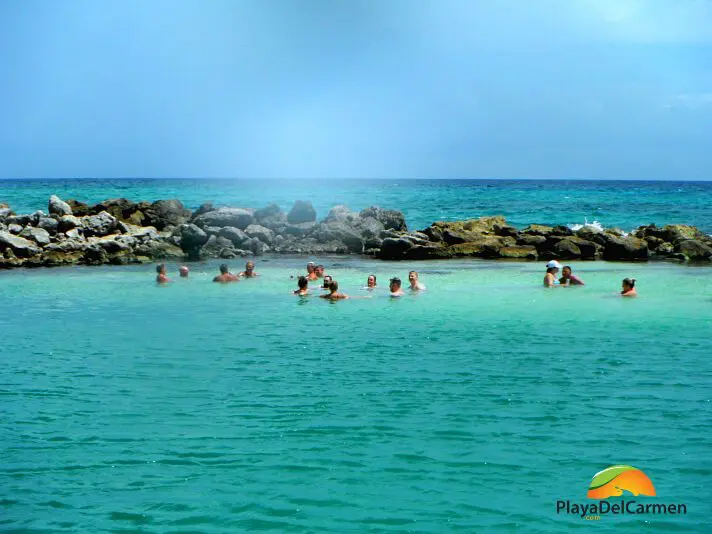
[543,260,562,287]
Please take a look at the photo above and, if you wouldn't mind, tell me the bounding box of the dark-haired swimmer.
[389,277,405,297]
[156,264,171,284]
[321,274,333,289]
[294,276,309,296]
[213,264,239,283]
[366,274,377,288]
[320,280,348,300]
[621,278,637,297]
[560,266,584,286]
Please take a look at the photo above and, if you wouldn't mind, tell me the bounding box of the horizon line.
[1,177,710,182]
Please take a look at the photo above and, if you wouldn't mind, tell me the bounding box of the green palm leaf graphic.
[588,465,636,490]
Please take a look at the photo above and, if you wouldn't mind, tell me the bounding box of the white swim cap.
[546,260,562,269]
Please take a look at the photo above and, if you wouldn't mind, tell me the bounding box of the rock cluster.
[378,216,712,262]
[1,197,711,268]
[0,197,407,268]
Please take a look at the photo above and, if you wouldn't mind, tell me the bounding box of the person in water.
[315,265,325,279]
[544,260,562,287]
[239,261,258,278]
[156,264,171,284]
[306,262,318,281]
[389,277,405,297]
[294,275,309,296]
[321,274,333,289]
[621,278,637,297]
[408,271,426,290]
[560,265,584,286]
[213,264,239,283]
[320,280,348,300]
[366,274,377,288]
[179,266,189,278]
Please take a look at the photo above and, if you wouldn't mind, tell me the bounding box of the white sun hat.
[546,260,562,269]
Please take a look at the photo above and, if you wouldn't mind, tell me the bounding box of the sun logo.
[587,465,656,499]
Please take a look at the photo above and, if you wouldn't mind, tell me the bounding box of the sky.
[0,0,710,180]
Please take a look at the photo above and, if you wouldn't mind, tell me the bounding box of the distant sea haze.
[1,178,711,233]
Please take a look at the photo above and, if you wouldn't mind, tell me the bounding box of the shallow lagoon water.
[1,258,711,532]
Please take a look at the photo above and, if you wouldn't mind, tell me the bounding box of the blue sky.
[0,0,710,180]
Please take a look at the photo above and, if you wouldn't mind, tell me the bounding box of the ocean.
[2,178,712,233]
[1,179,711,532]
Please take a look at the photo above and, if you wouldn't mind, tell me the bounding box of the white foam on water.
[567,218,632,237]
[567,218,605,232]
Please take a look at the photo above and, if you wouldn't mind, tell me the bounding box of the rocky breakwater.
[0,196,408,268]
[378,216,712,263]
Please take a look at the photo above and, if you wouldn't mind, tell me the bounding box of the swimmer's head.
[219,264,229,274]
[546,260,562,273]
[408,271,418,281]
[306,262,316,273]
[156,263,166,274]
[297,276,308,289]
[367,274,377,287]
[328,280,338,292]
[322,274,333,287]
[316,264,325,275]
[622,277,636,290]
[390,277,402,291]
[562,266,572,277]
[179,266,189,277]
[245,261,254,272]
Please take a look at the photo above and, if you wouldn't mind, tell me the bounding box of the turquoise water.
[2,258,711,532]
[2,178,712,232]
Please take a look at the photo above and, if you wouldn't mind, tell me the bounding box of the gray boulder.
[7,214,32,226]
[317,222,363,253]
[193,207,254,230]
[179,223,209,260]
[284,222,316,237]
[64,228,84,240]
[358,217,385,239]
[0,231,41,257]
[603,236,649,260]
[287,200,317,224]
[378,237,414,260]
[218,226,249,246]
[143,199,191,230]
[58,215,82,232]
[675,240,712,261]
[37,217,59,235]
[359,206,407,231]
[0,207,13,221]
[19,226,51,246]
[245,224,274,245]
[8,224,23,235]
[254,203,283,221]
[48,195,73,216]
[325,205,356,223]
[551,238,581,259]
[83,211,119,237]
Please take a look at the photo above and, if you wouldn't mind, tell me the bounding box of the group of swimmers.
[155,261,258,284]
[543,260,637,297]
[293,262,426,299]
[156,259,637,298]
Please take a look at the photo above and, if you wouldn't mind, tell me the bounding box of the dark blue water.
[1,178,711,232]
